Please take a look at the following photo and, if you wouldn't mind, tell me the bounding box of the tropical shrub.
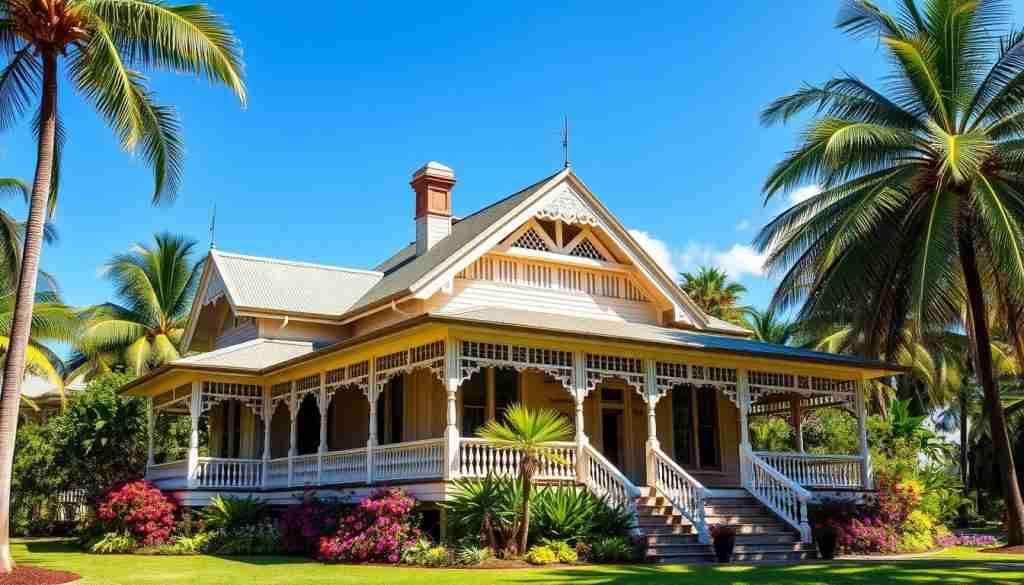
[317,488,422,563]
[200,495,266,533]
[539,539,577,563]
[441,475,522,554]
[587,536,638,563]
[94,480,176,547]
[899,510,936,552]
[86,531,137,554]
[455,543,492,566]
[205,522,281,556]
[524,544,559,565]
[279,493,343,554]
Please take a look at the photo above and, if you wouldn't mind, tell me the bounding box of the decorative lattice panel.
[512,228,550,251]
[654,361,739,405]
[584,354,644,394]
[748,370,855,403]
[459,340,574,391]
[456,255,648,302]
[750,393,855,417]
[374,340,446,398]
[200,382,264,418]
[154,383,192,412]
[269,381,292,416]
[569,238,607,261]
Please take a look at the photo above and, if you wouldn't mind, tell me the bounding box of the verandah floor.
[12,539,1024,585]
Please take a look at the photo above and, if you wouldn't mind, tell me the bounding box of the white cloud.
[628,229,677,276]
[714,244,767,278]
[789,184,822,205]
[735,219,751,231]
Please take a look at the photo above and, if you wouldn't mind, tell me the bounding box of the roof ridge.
[455,169,565,223]
[212,250,384,277]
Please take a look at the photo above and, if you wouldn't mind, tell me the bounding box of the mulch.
[0,565,79,585]
[982,545,1024,555]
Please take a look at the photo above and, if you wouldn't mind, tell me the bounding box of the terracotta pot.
[713,534,735,563]
[816,530,838,560]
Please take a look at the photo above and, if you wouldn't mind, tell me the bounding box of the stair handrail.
[741,445,812,543]
[581,443,641,519]
[651,446,710,543]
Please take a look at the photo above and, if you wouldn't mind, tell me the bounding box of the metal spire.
[209,203,217,250]
[562,115,571,168]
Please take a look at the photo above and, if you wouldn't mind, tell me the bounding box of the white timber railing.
[458,438,577,481]
[147,460,189,489]
[755,452,864,489]
[265,457,290,489]
[372,439,445,483]
[290,454,320,487]
[194,458,263,489]
[582,443,641,515]
[741,445,812,542]
[322,448,368,484]
[651,447,710,543]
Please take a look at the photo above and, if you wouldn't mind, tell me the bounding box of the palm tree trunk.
[0,50,57,573]
[960,233,1024,545]
[958,389,970,528]
[519,459,533,556]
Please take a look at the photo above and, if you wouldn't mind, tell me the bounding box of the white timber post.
[644,359,660,488]
[318,373,328,486]
[262,386,272,487]
[288,381,297,487]
[444,338,461,480]
[573,350,589,485]
[855,382,872,489]
[187,381,201,489]
[146,397,156,472]
[737,369,751,487]
[366,357,378,485]
[791,397,804,453]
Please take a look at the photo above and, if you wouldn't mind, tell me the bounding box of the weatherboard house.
[122,163,897,560]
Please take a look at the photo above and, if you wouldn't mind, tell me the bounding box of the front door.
[601,410,622,467]
[671,384,721,470]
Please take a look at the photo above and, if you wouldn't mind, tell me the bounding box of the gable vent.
[512,228,550,251]
[569,238,607,261]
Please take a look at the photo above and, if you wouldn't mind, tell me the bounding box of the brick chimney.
[412,161,455,255]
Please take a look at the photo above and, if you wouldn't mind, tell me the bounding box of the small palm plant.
[476,403,573,555]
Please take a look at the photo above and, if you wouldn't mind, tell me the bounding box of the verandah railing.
[458,438,577,481]
[741,445,812,542]
[650,446,709,543]
[754,451,864,488]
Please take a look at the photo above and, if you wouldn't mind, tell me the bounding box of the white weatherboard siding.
[433,279,659,324]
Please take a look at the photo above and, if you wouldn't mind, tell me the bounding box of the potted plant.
[814,520,839,560]
[709,524,736,562]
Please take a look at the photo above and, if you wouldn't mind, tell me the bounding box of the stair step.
[653,550,818,563]
[637,515,689,527]
[638,525,694,536]
[646,542,814,555]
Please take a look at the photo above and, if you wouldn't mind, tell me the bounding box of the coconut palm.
[743,307,797,345]
[0,1,245,570]
[757,0,1024,543]
[74,233,201,377]
[679,266,748,324]
[477,404,573,555]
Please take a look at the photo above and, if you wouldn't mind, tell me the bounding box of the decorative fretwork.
[324,360,371,409]
[456,255,649,303]
[374,340,447,398]
[200,382,264,418]
[653,360,739,405]
[512,228,550,251]
[535,185,600,226]
[748,369,856,404]
[584,354,644,395]
[269,381,292,417]
[294,373,321,411]
[153,383,192,412]
[750,393,856,417]
[459,340,574,391]
[568,238,607,261]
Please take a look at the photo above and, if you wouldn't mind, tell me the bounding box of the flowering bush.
[96,480,176,546]
[935,532,999,548]
[317,488,422,563]
[279,493,343,554]
[204,521,281,556]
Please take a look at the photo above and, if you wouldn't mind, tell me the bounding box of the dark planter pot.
[816,531,838,560]
[713,535,735,563]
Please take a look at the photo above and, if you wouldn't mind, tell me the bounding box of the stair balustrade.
[741,445,812,542]
[650,446,710,543]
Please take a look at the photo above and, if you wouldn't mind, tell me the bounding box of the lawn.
[13,539,1024,585]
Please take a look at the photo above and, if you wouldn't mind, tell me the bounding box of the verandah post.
[366,356,378,485]
[855,381,872,489]
[318,373,327,486]
[791,397,804,453]
[146,397,156,472]
[443,338,461,480]
[737,369,751,487]
[186,381,201,489]
[262,386,271,488]
[288,380,297,487]
[573,350,588,486]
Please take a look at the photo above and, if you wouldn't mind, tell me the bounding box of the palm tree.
[678,266,748,324]
[743,307,796,345]
[74,233,200,377]
[757,0,1024,543]
[477,404,573,555]
[0,1,245,570]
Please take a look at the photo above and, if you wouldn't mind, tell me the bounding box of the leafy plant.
[531,487,596,543]
[87,531,137,554]
[539,539,577,563]
[95,480,176,546]
[278,493,343,554]
[455,543,491,566]
[524,544,559,565]
[206,522,280,556]
[199,495,266,534]
[587,536,637,563]
[317,488,421,564]
[442,474,522,554]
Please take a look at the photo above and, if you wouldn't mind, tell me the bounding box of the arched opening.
[296,393,320,455]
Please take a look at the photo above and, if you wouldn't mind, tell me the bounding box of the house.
[121,163,899,560]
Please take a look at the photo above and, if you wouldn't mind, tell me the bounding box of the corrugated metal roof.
[174,338,314,370]
[431,306,896,370]
[211,251,382,317]
[705,314,751,335]
[350,171,562,311]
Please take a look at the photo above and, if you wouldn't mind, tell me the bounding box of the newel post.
[644,359,660,488]
[186,381,201,489]
[443,339,461,480]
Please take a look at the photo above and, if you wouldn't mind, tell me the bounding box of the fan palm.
[678,266,748,324]
[477,404,573,555]
[757,0,1024,544]
[0,1,244,570]
[75,233,200,376]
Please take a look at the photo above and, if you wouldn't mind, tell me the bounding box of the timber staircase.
[635,488,818,563]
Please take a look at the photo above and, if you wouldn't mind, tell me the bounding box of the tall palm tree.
[74,233,200,377]
[0,1,245,570]
[757,0,1024,543]
[743,307,796,345]
[679,266,748,324]
[477,404,573,555]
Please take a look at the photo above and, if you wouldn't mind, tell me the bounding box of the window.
[494,369,518,422]
[461,372,486,435]
[671,386,693,466]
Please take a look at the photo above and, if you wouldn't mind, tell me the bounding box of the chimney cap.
[413,161,455,181]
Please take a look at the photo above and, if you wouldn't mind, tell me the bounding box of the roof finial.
[562,115,571,169]
[209,202,217,250]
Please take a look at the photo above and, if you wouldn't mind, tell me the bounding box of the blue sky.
[1,0,896,322]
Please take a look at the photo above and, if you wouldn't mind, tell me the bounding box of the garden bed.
[0,564,79,585]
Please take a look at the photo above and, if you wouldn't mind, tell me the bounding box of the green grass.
[13,539,1024,585]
